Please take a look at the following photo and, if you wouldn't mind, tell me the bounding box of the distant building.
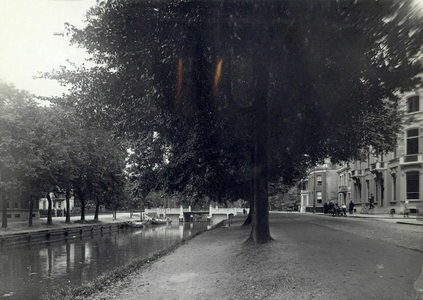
[299,159,339,213]
[350,90,423,216]
[337,162,352,205]
[39,192,75,217]
[301,91,423,216]
[0,194,39,222]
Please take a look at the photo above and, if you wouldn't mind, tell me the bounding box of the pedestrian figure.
[335,203,341,216]
[243,208,247,215]
[349,200,355,215]
[369,194,375,209]
[341,203,347,217]
[404,203,410,218]
[390,208,395,218]
[323,203,329,214]
[328,202,334,216]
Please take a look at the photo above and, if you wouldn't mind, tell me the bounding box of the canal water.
[0,217,225,300]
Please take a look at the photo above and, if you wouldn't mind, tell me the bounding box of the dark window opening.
[407,96,419,113]
[407,129,419,155]
[392,174,396,201]
[406,172,419,199]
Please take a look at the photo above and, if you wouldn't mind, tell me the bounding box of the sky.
[0,0,98,97]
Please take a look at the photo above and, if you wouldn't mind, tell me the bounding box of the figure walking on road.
[341,203,347,216]
[349,200,354,215]
[404,202,410,218]
[369,194,375,209]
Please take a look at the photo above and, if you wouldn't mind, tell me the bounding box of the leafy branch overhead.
[40,0,423,242]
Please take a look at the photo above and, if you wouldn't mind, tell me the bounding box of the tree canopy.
[0,81,127,225]
[42,0,423,243]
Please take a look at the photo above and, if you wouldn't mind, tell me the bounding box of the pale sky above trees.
[0,0,96,97]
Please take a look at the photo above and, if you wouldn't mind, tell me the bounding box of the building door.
[380,177,384,207]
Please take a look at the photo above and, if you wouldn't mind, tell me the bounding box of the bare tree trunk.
[46,193,53,225]
[242,178,254,227]
[94,201,100,221]
[247,56,273,244]
[65,189,71,223]
[242,147,255,227]
[2,194,7,228]
[29,195,34,227]
[77,190,85,222]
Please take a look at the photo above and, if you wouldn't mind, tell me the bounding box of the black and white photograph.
[0,0,423,299]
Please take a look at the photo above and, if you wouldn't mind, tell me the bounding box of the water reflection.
[0,220,217,300]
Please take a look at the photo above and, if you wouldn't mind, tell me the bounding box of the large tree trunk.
[242,202,252,227]
[2,194,7,228]
[78,191,85,221]
[247,57,273,244]
[28,195,34,227]
[242,177,254,227]
[94,201,100,221]
[46,193,53,225]
[65,189,71,223]
[242,147,255,227]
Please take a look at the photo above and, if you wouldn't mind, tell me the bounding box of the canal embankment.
[0,213,135,247]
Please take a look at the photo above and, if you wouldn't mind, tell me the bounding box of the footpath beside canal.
[78,212,423,300]
[0,213,138,247]
[3,212,423,300]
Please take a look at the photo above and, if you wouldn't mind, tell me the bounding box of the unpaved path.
[88,213,423,300]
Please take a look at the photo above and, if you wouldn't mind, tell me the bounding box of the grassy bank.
[42,220,226,300]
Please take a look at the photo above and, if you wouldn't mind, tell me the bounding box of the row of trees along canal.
[0,81,130,228]
[24,0,423,244]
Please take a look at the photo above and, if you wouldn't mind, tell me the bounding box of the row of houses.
[0,193,75,222]
[299,90,423,216]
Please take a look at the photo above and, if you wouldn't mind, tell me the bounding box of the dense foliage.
[0,81,127,225]
[41,0,423,242]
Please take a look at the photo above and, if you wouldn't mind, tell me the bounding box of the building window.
[316,175,322,185]
[407,129,419,155]
[14,201,19,209]
[316,192,322,203]
[407,96,419,113]
[392,174,396,201]
[301,181,308,190]
[380,177,384,206]
[366,180,370,199]
[406,172,419,199]
[15,214,20,218]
